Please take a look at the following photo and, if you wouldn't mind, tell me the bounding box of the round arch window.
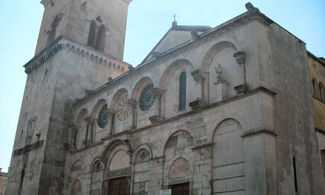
[139,84,154,111]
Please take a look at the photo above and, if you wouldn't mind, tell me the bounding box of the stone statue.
[215,64,224,82]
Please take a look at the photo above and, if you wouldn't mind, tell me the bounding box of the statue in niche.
[215,64,224,82]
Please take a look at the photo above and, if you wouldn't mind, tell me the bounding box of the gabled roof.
[141,23,211,64]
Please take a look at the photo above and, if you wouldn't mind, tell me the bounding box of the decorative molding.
[13,140,44,157]
[149,115,166,125]
[41,0,54,7]
[189,99,207,111]
[233,51,246,66]
[191,69,206,82]
[241,129,277,138]
[191,143,213,150]
[24,42,62,74]
[234,84,247,95]
[23,36,130,75]
[316,126,325,134]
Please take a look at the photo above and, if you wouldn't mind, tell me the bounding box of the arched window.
[47,14,62,44]
[95,24,106,51]
[87,20,97,47]
[312,79,318,98]
[319,82,325,102]
[179,72,186,111]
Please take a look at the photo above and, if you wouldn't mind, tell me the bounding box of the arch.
[109,150,131,171]
[75,108,88,126]
[70,179,82,195]
[95,24,106,51]
[131,77,154,100]
[101,139,133,160]
[132,144,153,163]
[70,159,83,172]
[168,157,190,179]
[163,130,194,155]
[90,158,105,172]
[132,144,152,195]
[91,99,108,131]
[211,118,245,194]
[87,20,97,47]
[91,99,107,118]
[201,41,237,72]
[101,139,133,195]
[110,88,129,110]
[158,59,195,90]
[312,78,318,98]
[162,130,194,189]
[89,158,104,195]
[319,82,324,101]
[210,117,243,143]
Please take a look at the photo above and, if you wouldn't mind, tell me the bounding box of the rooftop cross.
[172,14,177,27]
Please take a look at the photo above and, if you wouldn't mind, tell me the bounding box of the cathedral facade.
[5,0,325,195]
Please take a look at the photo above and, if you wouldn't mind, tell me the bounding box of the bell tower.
[5,0,131,195]
[36,0,132,60]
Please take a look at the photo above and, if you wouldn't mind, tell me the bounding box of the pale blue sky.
[0,0,324,172]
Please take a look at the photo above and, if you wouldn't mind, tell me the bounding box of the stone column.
[106,108,115,135]
[84,117,95,145]
[127,98,137,130]
[69,124,78,150]
[190,69,207,110]
[149,88,165,124]
[233,51,247,95]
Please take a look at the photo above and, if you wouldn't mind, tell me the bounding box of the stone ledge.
[13,140,44,157]
[24,35,130,75]
[70,87,277,154]
[191,143,212,150]
[316,126,325,134]
[241,129,277,138]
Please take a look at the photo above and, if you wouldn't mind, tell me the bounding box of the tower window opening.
[312,79,318,98]
[319,82,324,102]
[87,20,97,48]
[47,14,62,45]
[87,20,106,51]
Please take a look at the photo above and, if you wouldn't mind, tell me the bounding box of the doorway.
[108,177,130,195]
[171,182,189,195]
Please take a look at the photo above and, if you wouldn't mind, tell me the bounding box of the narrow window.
[293,157,298,192]
[319,82,325,102]
[72,130,78,149]
[179,72,186,111]
[95,24,106,51]
[321,150,325,179]
[47,14,62,44]
[312,79,318,98]
[87,20,97,47]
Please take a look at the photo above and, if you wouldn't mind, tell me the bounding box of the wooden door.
[108,177,130,195]
[171,183,189,195]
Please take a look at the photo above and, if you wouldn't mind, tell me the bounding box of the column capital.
[127,98,137,108]
[106,108,115,117]
[84,117,95,125]
[233,51,246,66]
[191,69,206,82]
[152,88,165,98]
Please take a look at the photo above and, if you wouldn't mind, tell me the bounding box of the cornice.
[23,36,130,75]
[24,38,63,74]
